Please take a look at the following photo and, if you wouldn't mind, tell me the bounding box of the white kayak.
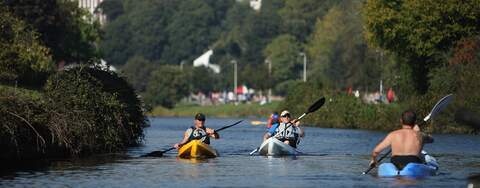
[258,137,298,156]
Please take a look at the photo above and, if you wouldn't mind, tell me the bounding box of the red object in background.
[347,87,353,95]
[236,86,246,94]
[266,113,279,128]
[387,88,395,103]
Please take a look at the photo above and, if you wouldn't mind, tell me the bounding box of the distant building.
[193,50,220,74]
[77,0,106,24]
[237,0,262,11]
[249,0,262,11]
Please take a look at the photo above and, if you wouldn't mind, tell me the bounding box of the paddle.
[249,97,326,155]
[362,94,454,175]
[142,120,243,157]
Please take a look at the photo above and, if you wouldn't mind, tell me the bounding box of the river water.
[1,117,479,187]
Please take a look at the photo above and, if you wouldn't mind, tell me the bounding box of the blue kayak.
[378,153,439,178]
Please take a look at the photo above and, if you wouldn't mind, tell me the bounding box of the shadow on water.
[0,153,131,180]
[469,174,480,187]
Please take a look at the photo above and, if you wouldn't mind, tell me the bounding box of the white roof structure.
[193,49,220,73]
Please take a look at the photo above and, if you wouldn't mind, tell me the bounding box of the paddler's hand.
[174,143,181,149]
[206,128,215,135]
[369,159,377,168]
[290,119,300,126]
[206,128,219,139]
[413,124,421,131]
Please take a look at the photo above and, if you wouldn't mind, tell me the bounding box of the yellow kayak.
[178,140,217,158]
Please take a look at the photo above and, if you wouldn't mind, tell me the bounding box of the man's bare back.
[370,110,426,168]
[389,128,423,156]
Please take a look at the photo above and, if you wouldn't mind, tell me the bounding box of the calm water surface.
[1,117,479,187]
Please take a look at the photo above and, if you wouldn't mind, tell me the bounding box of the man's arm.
[414,124,434,144]
[206,128,219,139]
[370,133,392,166]
[174,130,190,149]
[422,133,434,144]
[294,120,304,137]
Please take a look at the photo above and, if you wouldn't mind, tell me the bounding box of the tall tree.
[263,34,302,85]
[143,65,189,108]
[0,4,54,86]
[279,0,334,41]
[5,0,100,64]
[306,1,383,90]
[364,0,480,93]
[162,0,218,64]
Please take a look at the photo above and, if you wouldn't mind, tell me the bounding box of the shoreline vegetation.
[0,67,147,165]
[150,83,477,134]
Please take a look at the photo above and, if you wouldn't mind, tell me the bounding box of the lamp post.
[180,61,185,71]
[231,60,237,102]
[265,59,272,103]
[299,52,307,82]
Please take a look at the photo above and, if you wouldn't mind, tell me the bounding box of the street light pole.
[265,59,272,103]
[231,60,237,102]
[180,61,185,71]
[299,52,307,82]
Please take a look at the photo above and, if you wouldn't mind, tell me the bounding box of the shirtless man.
[369,110,428,170]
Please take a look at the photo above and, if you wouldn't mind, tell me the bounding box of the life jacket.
[187,126,210,144]
[274,122,299,142]
[267,114,279,128]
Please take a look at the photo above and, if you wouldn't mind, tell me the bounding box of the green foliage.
[149,101,281,118]
[306,1,383,90]
[365,0,480,58]
[240,64,269,90]
[273,80,303,97]
[97,0,124,21]
[5,0,101,63]
[162,0,222,64]
[264,34,302,84]
[120,56,155,92]
[426,58,480,133]
[278,82,324,116]
[279,0,334,41]
[144,65,190,109]
[0,92,50,161]
[44,66,146,155]
[364,0,480,93]
[100,0,235,65]
[0,5,54,86]
[0,65,147,162]
[188,66,222,94]
[279,85,405,131]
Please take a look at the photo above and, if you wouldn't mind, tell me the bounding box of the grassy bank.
[149,101,280,118]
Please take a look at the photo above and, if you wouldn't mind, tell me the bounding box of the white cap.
[280,110,290,117]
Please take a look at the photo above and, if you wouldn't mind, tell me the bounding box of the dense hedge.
[0,67,147,162]
[278,82,475,134]
[0,94,51,160]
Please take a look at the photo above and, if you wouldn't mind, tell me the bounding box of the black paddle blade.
[141,147,176,157]
[141,151,164,157]
[307,97,326,114]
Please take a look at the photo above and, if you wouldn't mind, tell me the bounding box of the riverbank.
[148,91,476,134]
[148,101,280,118]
